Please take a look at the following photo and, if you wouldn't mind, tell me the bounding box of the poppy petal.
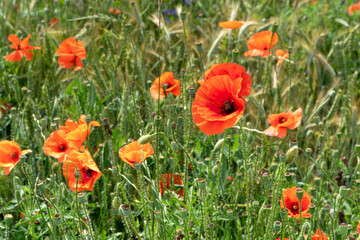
[219,21,244,29]
[4,50,23,62]
[8,34,21,47]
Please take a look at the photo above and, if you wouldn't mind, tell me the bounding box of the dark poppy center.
[81,168,94,182]
[290,203,299,214]
[264,47,268,50]
[11,152,18,160]
[221,100,235,115]
[59,144,66,152]
[279,117,287,123]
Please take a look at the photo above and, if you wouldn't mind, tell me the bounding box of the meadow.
[0,0,360,239]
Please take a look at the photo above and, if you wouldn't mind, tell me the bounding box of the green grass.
[0,0,360,239]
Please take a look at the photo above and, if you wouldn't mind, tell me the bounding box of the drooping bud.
[138,135,152,145]
[213,139,224,152]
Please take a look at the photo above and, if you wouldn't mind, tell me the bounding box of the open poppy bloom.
[0,101,11,114]
[150,72,181,99]
[275,49,289,66]
[49,18,58,27]
[59,115,100,148]
[280,186,311,218]
[159,173,184,197]
[118,141,154,168]
[192,63,251,135]
[56,37,87,71]
[348,2,360,15]
[0,141,32,175]
[62,149,101,192]
[43,130,78,162]
[311,229,328,240]
[264,108,302,138]
[4,34,40,62]
[219,21,244,29]
[244,31,279,58]
[357,221,360,234]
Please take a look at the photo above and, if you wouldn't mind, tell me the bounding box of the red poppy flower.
[159,173,184,197]
[118,141,154,168]
[280,186,312,218]
[311,229,328,240]
[150,72,181,99]
[56,37,87,71]
[357,221,360,234]
[192,63,251,135]
[59,115,100,148]
[275,49,289,66]
[43,130,78,162]
[49,18,58,27]
[0,141,32,175]
[108,8,114,13]
[348,2,360,15]
[4,34,40,62]
[62,149,101,192]
[275,238,290,240]
[264,108,302,138]
[0,101,11,114]
[244,31,279,58]
[219,21,244,29]
[114,9,121,15]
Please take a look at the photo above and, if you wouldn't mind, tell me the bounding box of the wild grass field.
[0,0,360,239]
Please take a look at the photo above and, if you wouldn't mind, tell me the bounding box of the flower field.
[0,0,360,239]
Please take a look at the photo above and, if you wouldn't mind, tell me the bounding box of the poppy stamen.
[280,117,287,123]
[59,145,66,151]
[10,153,18,159]
[292,205,298,212]
[222,100,235,115]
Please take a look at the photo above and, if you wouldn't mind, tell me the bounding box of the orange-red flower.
[219,21,244,29]
[280,186,311,218]
[43,130,78,162]
[109,8,114,13]
[118,141,154,168]
[56,37,87,71]
[150,72,181,99]
[292,0,318,6]
[0,101,11,114]
[275,238,290,240]
[357,221,360,234]
[275,49,289,66]
[4,34,40,62]
[264,108,302,138]
[311,229,328,240]
[159,173,184,197]
[114,9,121,15]
[192,63,251,135]
[49,18,58,27]
[244,31,279,58]
[62,149,101,192]
[59,115,100,148]
[0,141,32,175]
[348,2,360,15]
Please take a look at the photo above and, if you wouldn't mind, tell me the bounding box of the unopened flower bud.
[213,139,224,152]
[306,130,313,137]
[112,196,121,209]
[286,146,298,163]
[339,186,347,197]
[75,170,80,179]
[138,135,152,144]
[52,162,60,171]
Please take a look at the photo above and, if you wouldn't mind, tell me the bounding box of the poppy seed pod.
[138,135,152,145]
[252,201,260,212]
[195,41,203,53]
[273,220,282,231]
[226,209,233,218]
[112,196,121,209]
[279,153,286,162]
[308,203,316,214]
[180,11,186,22]
[154,115,162,127]
[305,148,312,157]
[77,192,87,204]
[5,214,13,226]
[197,178,207,191]
[120,204,131,216]
[178,207,187,218]
[289,139,298,148]
[53,213,62,224]
[339,186,347,197]
[338,223,348,236]
[295,188,304,200]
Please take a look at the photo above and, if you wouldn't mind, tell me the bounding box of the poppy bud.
[154,115,162,127]
[212,164,218,175]
[318,135,324,143]
[314,116,320,125]
[226,209,233,218]
[197,178,207,191]
[15,190,21,202]
[306,130,313,137]
[53,213,62,224]
[180,11,186,21]
[195,41,203,53]
[120,204,131,216]
[5,214,13,226]
[138,135,152,145]
[213,138,224,152]
[52,162,60,172]
[77,192,87,204]
[187,86,195,97]
[273,220,282,231]
[285,172,292,181]
[112,196,121,209]
[271,162,278,171]
[295,188,304,200]
[286,146,298,163]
